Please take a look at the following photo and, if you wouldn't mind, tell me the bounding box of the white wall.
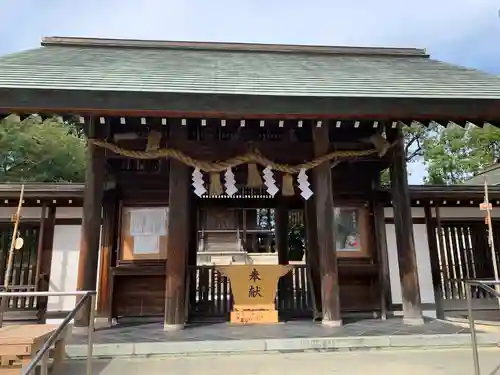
[385,223,435,317]
[47,224,81,312]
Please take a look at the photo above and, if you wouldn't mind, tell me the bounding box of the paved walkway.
[71,319,471,344]
[59,348,500,375]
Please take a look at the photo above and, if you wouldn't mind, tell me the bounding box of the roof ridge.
[41,36,429,57]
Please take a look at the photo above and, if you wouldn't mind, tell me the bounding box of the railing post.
[87,293,96,375]
[466,282,481,375]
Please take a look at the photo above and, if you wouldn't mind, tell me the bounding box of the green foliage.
[0,115,87,182]
[380,123,500,186]
[287,223,305,261]
[423,125,500,185]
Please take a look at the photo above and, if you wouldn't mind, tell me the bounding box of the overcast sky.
[1,0,499,183]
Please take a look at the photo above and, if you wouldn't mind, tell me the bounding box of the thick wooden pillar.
[372,195,391,320]
[389,125,424,325]
[74,119,106,328]
[164,159,190,330]
[304,198,322,320]
[312,125,341,326]
[97,190,117,320]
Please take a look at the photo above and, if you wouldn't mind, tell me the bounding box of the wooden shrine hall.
[1,37,500,330]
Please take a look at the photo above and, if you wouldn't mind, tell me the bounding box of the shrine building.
[1,37,500,329]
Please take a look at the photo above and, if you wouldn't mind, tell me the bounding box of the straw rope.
[90,139,380,174]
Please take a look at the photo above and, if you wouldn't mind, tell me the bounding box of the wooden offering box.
[0,325,68,375]
[217,264,292,324]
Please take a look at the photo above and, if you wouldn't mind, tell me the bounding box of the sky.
[1,0,499,184]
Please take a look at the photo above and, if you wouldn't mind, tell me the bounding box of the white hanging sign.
[129,208,167,236]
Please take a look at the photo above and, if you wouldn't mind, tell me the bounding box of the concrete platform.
[65,318,500,358]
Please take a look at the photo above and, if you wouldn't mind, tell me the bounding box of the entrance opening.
[187,202,312,323]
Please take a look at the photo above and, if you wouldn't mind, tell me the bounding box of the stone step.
[65,332,500,359]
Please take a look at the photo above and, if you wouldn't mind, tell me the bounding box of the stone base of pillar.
[322,319,342,327]
[403,316,425,326]
[72,325,90,335]
[94,317,112,329]
[164,323,184,332]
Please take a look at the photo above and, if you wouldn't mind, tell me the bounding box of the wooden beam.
[2,88,500,120]
[164,159,190,330]
[74,118,106,328]
[389,125,423,325]
[312,125,341,326]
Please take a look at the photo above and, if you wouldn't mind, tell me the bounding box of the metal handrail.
[0,290,96,375]
[453,279,500,375]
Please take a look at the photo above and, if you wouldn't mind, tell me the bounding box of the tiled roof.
[1,37,500,99]
[464,164,500,185]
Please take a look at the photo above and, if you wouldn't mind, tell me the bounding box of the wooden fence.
[431,220,500,301]
[0,223,40,312]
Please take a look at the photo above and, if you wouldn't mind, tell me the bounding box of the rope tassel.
[209,172,223,196]
[282,174,295,196]
[247,163,263,188]
[146,130,162,152]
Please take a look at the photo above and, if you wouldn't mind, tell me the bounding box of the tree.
[380,122,500,185]
[0,115,87,182]
[380,123,436,185]
[424,124,500,184]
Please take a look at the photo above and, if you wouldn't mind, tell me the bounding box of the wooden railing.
[187,264,312,321]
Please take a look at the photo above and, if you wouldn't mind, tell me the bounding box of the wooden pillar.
[389,125,423,325]
[74,118,106,328]
[38,205,56,323]
[97,190,117,320]
[164,159,190,330]
[304,198,322,320]
[424,205,444,319]
[372,194,391,320]
[312,125,341,326]
[275,201,289,265]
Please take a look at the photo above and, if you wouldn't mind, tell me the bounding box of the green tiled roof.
[464,164,500,185]
[1,37,500,99]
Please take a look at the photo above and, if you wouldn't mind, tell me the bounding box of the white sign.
[133,235,160,254]
[130,208,168,236]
